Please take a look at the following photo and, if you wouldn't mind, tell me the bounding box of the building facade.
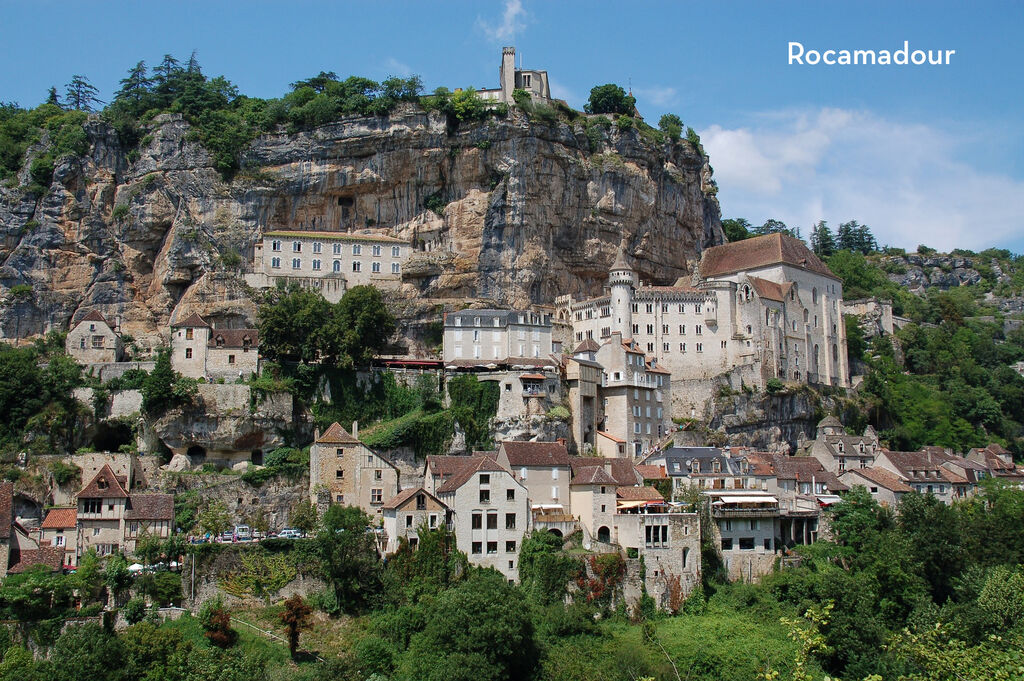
[309,422,400,519]
[381,487,450,554]
[248,230,410,303]
[442,309,553,364]
[66,311,123,364]
[557,234,849,418]
[478,46,552,104]
[170,313,259,380]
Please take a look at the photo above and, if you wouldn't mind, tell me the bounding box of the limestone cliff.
[0,106,721,348]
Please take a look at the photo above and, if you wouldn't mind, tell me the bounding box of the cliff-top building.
[558,233,849,417]
[478,46,552,104]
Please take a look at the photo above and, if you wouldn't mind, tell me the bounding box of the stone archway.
[597,526,610,543]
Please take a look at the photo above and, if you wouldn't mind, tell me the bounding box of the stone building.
[478,46,552,104]
[594,332,671,458]
[38,507,77,567]
[309,422,400,520]
[558,234,849,417]
[563,341,602,452]
[75,464,173,559]
[248,230,410,303]
[434,455,529,581]
[381,487,450,554]
[66,310,123,364]
[706,490,781,582]
[839,467,912,508]
[803,417,881,474]
[442,309,553,364]
[170,313,259,380]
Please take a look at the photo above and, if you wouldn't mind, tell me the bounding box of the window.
[472,542,482,554]
[479,489,490,503]
[506,540,516,553]
[472,513,482,529]
[392,262,400,274]
[228,355,235,364]
[696,343,703,353]
[680,343,686,352]
[292,241,301,252]
[312,259,321,270]
[372,244,381,257]
[505,513,516,529]
[749,519,758,530]
[479,474,490,484]
[429,514,437,528]
[487,541,497,554]
[695,324,702,335]
[392,246,401,257]
[353,244,362,255]
[333,243,341,255]
[83,499,101,513]
[93,528,101,536]
[292,258,301,269]
[374,469,382,480]
[522,73,531,87]
[507,488,515,500]
[487,513,498,529]
[55,535,65,547]
[406,515,413,528]
[271,257,281,268]
[739,537,755,550]
[352,261,362,272]
[645,524,668,548]
[647,324,654,334]
[185,348,193,359]
[271,240,281,252]
[551,486,559,500]
[186,328,194,340]
[721,538,733,550]
[312,242,322,254]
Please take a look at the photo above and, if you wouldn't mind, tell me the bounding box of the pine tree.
[115,61,152,105]
[45,86,61,108]
[64,75,103,112]
[810,220,837,257]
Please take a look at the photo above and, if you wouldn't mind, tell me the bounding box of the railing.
[711,507,780,518]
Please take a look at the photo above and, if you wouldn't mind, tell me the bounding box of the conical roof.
[610,245,632,271]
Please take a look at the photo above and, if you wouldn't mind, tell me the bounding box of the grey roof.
[663,447,746,477]
[445,309,550,328]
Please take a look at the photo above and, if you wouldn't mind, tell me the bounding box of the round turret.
[609,247,636,336]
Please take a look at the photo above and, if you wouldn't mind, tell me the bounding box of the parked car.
[235,525,252,541]
[278,528,303,539]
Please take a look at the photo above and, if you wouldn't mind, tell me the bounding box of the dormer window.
[712,460,721,473]
[838,442,844,453]
[216,335,225,348]
[690,460,699,474]
[97,478,108,490]
[242,336,251,349]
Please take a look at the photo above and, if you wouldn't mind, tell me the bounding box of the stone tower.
[500,46,516,103]
[609,245,636,337]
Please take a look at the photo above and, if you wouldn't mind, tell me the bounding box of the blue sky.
[2,0,1022,252]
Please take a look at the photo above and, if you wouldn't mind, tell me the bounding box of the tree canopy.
[584,83,636,115]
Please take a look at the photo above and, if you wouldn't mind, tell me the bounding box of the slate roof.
[843,467,913,493]
[568,457,640,486]
[817,415,844,430]
[79,464,129,498]
[616,486,664,501]
[570,466,619,486]
[444,309,549,328]
[208,329,258,349]
[500,441,571,467]
[317,422,361,445]
[0,481,12,540]
[172,313,210,328]
[436,457,510,494]
[701,233,838,280]
[125,494,174,520]
[40,507,77,529]
[425,453,495,479]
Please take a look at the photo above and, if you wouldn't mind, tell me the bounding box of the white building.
[478,46,552,104]
[248,230,410,303]
[558,234,849,417]
[442,309,553,365]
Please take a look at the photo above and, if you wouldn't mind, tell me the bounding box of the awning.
[815,494,843,505]
[616,500,647,509]
[711,495,779,504]
[532,504,565,511]
[520,373,546,380]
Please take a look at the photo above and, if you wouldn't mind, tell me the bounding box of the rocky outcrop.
[0,107,721,347]
[708,388,851,453]
[880,254,992,293]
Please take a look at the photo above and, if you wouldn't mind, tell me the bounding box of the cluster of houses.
[0,464,173,573]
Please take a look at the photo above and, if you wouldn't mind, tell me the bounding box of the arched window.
[803,309,809,323]
[812,288,818,304]
[766,309,770,326]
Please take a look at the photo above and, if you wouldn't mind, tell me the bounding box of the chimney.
[556,437,566,448]
[314,427,320,441]
[352,421,359,439]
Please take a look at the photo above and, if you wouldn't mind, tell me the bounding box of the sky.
[2,0,1022,253]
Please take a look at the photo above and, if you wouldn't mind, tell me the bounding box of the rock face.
[708,389,849,453]
[880,254,991,293]
[0,107,722,347]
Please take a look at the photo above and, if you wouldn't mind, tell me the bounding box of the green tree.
[64,75,103,112]
[0,345,45,444]
[279,594,313,657]
[48,623,125,681]
[257,283,334,363]
[721,217,752,242]
[45,87,61,108]
[518,530,580,605]
[449,87,485,121]
[197,499,231,537]
[115,61,152,107]
[658,113,683,142]
[386,523,467,601]
[403,570,539,681]
[584,84,636,115]
[333,285,396,367]
[141,349,176,415]
[316,504,382,613]
[104,552,133,603]
[289,500,318,535]
[810,220,837,257]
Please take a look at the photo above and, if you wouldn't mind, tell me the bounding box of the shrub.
[199,596,237,649]
[49,460,81,486]
[615,115,634,132]
[546,405,570,422]
[765,378,785,394]
[111,204,130,222]
[121,597,147,625]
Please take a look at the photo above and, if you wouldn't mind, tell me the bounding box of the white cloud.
[701,108,1024,251]
[383,57,412,77]
[476,0,526,43]
[633,85,678,108]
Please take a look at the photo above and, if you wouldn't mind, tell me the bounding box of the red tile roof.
[635,464,667,480]
[569,457,640,486]
[79,310,111,325]
[7,546,64,574]
[208,329,258,349]
[570,466,619,486]
[125,494,174,521]
[573,339,601,354]
[381,487,447,511]
[436,457,510,494]
[747,276,793,303]
[317,423,360,445]
[701,233,838,280]
[616,486,664,501]
[500,441,571,467]
[79,464,129,499]
[844,467,913,493]
[597,431,625,444]
[41,507,77,529]
[172,313,210,328]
